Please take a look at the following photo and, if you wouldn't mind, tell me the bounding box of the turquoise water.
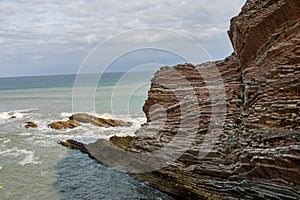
[0,72,150,90]
[0,72,173,200]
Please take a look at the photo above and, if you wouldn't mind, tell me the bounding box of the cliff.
[84,0,300,199]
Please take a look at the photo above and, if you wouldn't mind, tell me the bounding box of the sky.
[0,0,246,77]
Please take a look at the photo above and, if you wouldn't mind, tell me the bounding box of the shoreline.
[60,0,300,199]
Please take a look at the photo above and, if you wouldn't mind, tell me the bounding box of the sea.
[0,72,174,200]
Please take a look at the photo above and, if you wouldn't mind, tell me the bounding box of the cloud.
[0,0,246,77]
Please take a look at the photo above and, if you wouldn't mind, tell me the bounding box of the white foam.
[68,116,145,142]
[95,112,115,119]
[3,139,11,144]
[18,149,41,166]
[0,147,18,155]
[0,111,24,119]
[0,112,10,119]
[61,112,72,117]
[0,147,41,166]
[20,112,146,144]
[0,109,37,120]
[12,108,38,113]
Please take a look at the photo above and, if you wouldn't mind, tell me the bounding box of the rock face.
[69,113,133,127]
[228,0,300,130]
[228,0,300,71]
[24,121,38,128]
[83,0,300,199]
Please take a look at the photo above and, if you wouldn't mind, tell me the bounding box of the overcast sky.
[0,0,246,77]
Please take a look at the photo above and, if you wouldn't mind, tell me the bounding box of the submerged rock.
[24,121,38,128]
[48,120,80,130]
[69,113,133,127]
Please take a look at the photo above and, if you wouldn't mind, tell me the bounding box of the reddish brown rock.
[228,0,300,131]
[228,0,300,70]
[69,113,132,127]
[68,0,300,199]
[122,0,300,197]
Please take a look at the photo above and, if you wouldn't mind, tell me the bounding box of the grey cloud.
[0,0,246,77]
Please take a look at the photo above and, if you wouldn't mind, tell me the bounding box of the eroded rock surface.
[49,113,133,130]
[69,0,300,199]
[48,120,80,130]
[69,113,133,127]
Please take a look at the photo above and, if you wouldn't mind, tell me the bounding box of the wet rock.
[59,139,88,153]
[48,113,132,130]
[69,113,132,127]
[48,120,80,130]
[24,121,38,128]
[59,139,94,159]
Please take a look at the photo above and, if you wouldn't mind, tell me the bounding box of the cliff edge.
[85,0,300,199]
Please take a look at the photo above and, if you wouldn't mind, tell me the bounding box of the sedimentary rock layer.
[84,0,300,199]
[48,113,132,130]
[69,113,133,128]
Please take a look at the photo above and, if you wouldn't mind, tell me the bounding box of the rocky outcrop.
[49,113,133,130]
[48,120,80,130]
[120,0,299,197]
[24,121,38,128]
[69,113,133,127]
[64,0,300,199]
[59,139,89,154]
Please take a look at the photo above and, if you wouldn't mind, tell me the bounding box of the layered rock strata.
[48,120,80,130]
[69,113,133,127]
[228,0,300,130]
[63,0,300,199]
[49,113,132,130]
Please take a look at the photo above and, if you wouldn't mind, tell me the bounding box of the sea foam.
[0,147,41,166]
